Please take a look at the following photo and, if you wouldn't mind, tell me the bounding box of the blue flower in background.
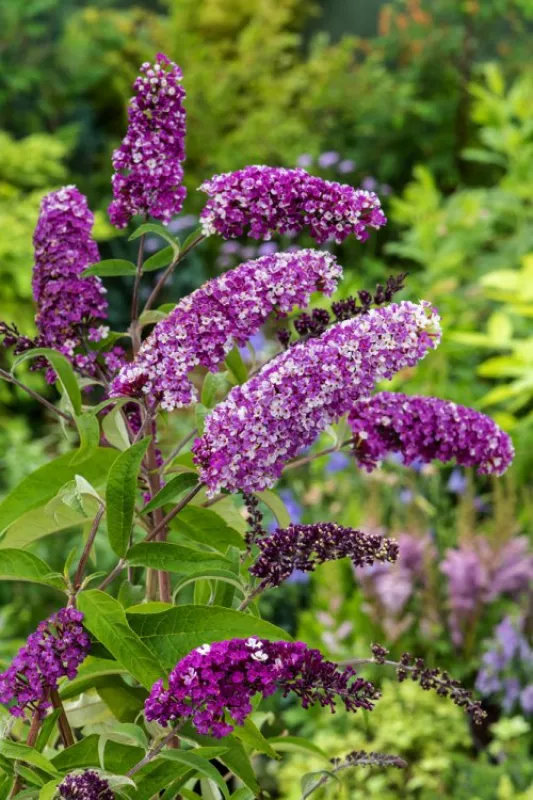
[280,489,303,523]
[399,489,413,504]
[326,452,350,473]
[520,685,533,714]
[258,241,279,256]
[239,331,268,363]
[297,154,313,168]
[286,569,310,585]
[318,151,340,168]
[447,468,467,494]
[361,176,378,191]
[338,159,356,174]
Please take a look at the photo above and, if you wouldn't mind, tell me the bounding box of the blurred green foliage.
[275,681,532,798]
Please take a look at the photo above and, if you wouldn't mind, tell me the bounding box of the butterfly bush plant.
[0,53,515,799]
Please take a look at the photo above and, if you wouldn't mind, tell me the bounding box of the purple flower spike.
[193,301,440,495]
[0,608,90,718]
[110,250,341,409]
[109,53,187,228]
[349,393,514,475]
[59,771,115,799]
[145,638,378,737]
[249,523,399,588]
[32,186,108,380]
[199,165,387,244]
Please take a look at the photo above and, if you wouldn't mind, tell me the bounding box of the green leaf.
[224,347,248,385]
[12,348,81,415]
[52,735,142,775]
[81,259,137,278]
[0,504,88,550]
[39,780,61,800]
[102,404,131,451]
[127,605,291,668]
[126,748,227,800]
[98,723,148,768]
[58,475,102,518]
[129,223,180,255]
[35,710,61,753]
[0,740,60,778]
[160,752,229,799]
[77,591,165,689]
[106,438,151,557]
[71,413,101,466]
[170,506,244,552]
[141,474,199,515]
[201,372,230,408]
[229,790,255,800]
[195,403,210,435]
[96,680,147,723]
[267,736,330,762]
[181,228,203,252]
[60,658,126,701]
[300,769,340,798]
[138,310,167,327]
[143,245,174,272]
[182,731,259,796]
[232,718,280,760]
[0,549,64,589]
[127,542,230,575]
[256,490,291,528]
[0,448,118,536]
[172,572,246,602]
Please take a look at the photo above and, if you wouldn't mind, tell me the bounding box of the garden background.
[1,0,533,797]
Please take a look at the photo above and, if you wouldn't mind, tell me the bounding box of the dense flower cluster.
[145,638,378,737]
[250,522,399,587]
[348,392,514,475]
[32,186,108,379]
[110,250,341,409]
[199,166,386,244]
[0,608,90,717]
[476,617,533,714]
[441,537,533,646]
[58,771,115,800]
[109,53,187,228]
[193,302,441,494]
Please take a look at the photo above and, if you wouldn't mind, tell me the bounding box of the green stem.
[0,368,71,423]
[143,233,206,313]
[130,233,146,356]
[72,504,105,593]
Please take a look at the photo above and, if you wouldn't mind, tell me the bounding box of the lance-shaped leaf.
[0,448,118,536]
[12,348,82,415]
[127,542,231,576]
[126,605,291,668]
[81,259,137,278]
[77,591,165,690]
[143,245,174,272]
[0,549,64,589]
[0,740,60,778]
[106,437,150,557]
[71,413,101,466]
[170,506,244,552]
[141,473,199,515]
